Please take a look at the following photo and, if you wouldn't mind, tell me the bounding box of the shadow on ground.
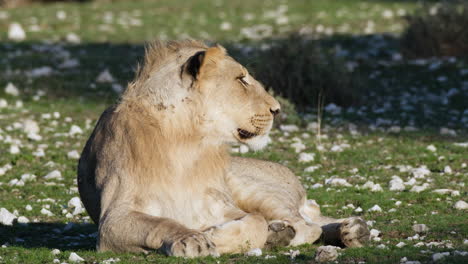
[0,222,97,250]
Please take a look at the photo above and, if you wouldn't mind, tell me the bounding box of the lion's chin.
[243,133,271,151]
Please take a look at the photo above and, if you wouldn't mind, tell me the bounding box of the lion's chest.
[141,184,236,229]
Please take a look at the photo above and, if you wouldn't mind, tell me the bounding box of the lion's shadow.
[0,222,97,250]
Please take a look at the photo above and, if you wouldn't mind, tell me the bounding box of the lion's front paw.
[167,232,219,257]
[265,220,296,249]
[340,217,370,248]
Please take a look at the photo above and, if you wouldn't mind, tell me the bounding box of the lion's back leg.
[227,157,369,248]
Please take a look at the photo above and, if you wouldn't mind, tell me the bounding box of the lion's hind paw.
[264,220,296,249]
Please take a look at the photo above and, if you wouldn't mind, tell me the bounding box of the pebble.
[44,170,62,180]
[245,248,262,256]
[454,200,468,210]
[314,246,339,262]
[279,124,299,132]
[51,249,61,255]
[396,242,406,248]
[325,178,351,187]
[298,152,315,163]
[0,208,17,225]
[69,252,84,262]
[412,224,429,233]
[239,144,249,154]
[40,208,54,217]
[67,150,81,160]
[8,23,26,41]
[368,205,382,212]
[17,216,29,224]
[443,166,452,174]
[69,125,83,136]
[5,83,19,96]
[96,69,115,83]
[432,252,449,262]
[426,144,437,152]
[389,176,405,191]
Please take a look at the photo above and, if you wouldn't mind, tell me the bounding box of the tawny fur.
[78,40,369,257]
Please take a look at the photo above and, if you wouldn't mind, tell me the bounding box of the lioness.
[78,40,369,257]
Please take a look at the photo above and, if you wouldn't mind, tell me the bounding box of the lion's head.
[122,40,280,151]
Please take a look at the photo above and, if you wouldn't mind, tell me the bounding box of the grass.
[0,0,467,263]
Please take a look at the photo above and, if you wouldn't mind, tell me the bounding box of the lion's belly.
[141,186,238,230]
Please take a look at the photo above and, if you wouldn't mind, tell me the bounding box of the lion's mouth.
[237,128,258,140]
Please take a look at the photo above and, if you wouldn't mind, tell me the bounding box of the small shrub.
[233,35,364,112]
[401,1,468,58]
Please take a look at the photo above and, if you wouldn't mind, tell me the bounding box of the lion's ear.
[184,45,226,81]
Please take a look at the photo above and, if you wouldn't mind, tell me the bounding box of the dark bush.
[401,0,468,58]
[234,35,364,111]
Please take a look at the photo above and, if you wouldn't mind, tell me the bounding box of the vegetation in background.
[401,0,468,58]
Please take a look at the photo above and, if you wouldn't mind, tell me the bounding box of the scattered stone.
[412,224,429,233]
[432,252,449,262]
[69,252,84,262]
[96,69,115,83]
[315,246,339,262]
[298,152,315,163]
[8,23,26,41]
[44,170,62,180]
[426,144,437,152]
[68,197,85,215]
[0,208,17,225]
[17,216,29,224]
[66,33,81,43]
[51,249,61,255]
[5,83,19,96]
[389,176,405,191]
[40,208,54,217]
[325,178,351,187]
[25,205,32,211]
[239,145,249,154]
[69,125,83,136]
[410,183,429,193]
[443,166,452,174]
[67,150,81,160]
[245,248,262,256]
[368,205,382,212]
[396,242,406,248]
[440,127,456,136]
[369,229,380,239]
[454,201,468,210]
[279,124,299,132]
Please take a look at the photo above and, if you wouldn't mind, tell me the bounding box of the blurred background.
[0,0,467,128]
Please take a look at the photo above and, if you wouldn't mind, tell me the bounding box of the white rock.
[111,83,123,94]
[369,229,380,238]
[239,144,249,154]
[279,124,299,132]
[440,127,456,136]
[315,245,339,262]
[21,174,36,182]
[368,205,382,212]
[40,208,54,217]
[23,120,40,134]
[8,178,24,186]
[245,248,262,256]
[66,33,81,43]
[28,66,53,78]
[412,224,429,233]
[44,170,62,180]
[325,178,351,187]
[426,145,437,152]
[69,125,83,136]
[17,216,29,224]
[25,205,32,211]
[410,183,429,193]
[0,98,7,108]
[454,200,468,210]
[304,165,320,173]
[67,150,81,160]
[96,69,115,83]
[411,166,430,178]
[8,23,26,41]
[5,83,19,96]
[290,142,306,153]
[389,176,405,191]
[396,242,406,248]
[9,145,20,154]
[354,207,363,213]
[69,252,84,262]
[432,252,449,261]
[444,166,452,174]
[0,208,17,225]
[298,152,315,163]
[51,249,61,255]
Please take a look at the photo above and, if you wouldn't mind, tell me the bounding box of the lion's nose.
[270,107,280,117]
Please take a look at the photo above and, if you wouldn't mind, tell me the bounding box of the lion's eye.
[237,75,250,87]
